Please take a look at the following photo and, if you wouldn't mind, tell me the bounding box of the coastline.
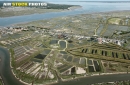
[0,47,25,85]
[9,52,30,85]
[93,10,130,15]
[10,10,130,27]
[0,8,64,18]
[0,6,82,18]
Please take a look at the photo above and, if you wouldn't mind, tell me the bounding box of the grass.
[67,43,130,64]
[9,48,16,68]
[79,58,86,66]
[97,60,104,72]
[108,18,121,25]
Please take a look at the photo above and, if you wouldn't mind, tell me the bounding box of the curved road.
[0,46,130,85]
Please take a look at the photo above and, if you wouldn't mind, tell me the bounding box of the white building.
[76,67,86,74]
[98,37,122,46]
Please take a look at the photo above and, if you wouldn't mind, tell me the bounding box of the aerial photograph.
[0,0,130,85]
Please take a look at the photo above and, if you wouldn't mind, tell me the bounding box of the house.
[35,30,39,33]
[7,30,13,34]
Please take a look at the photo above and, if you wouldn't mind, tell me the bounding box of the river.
[0,47,24,85]
[53,73,130,85]
[0,2,130,26]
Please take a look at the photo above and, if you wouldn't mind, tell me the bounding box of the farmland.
[0,10,130,85]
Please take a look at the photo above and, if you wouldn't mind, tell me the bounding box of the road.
[0,46,130,85]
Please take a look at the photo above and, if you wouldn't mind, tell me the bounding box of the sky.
[0,0,130,1]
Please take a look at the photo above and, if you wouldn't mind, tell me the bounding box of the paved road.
[0,46,130,85]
